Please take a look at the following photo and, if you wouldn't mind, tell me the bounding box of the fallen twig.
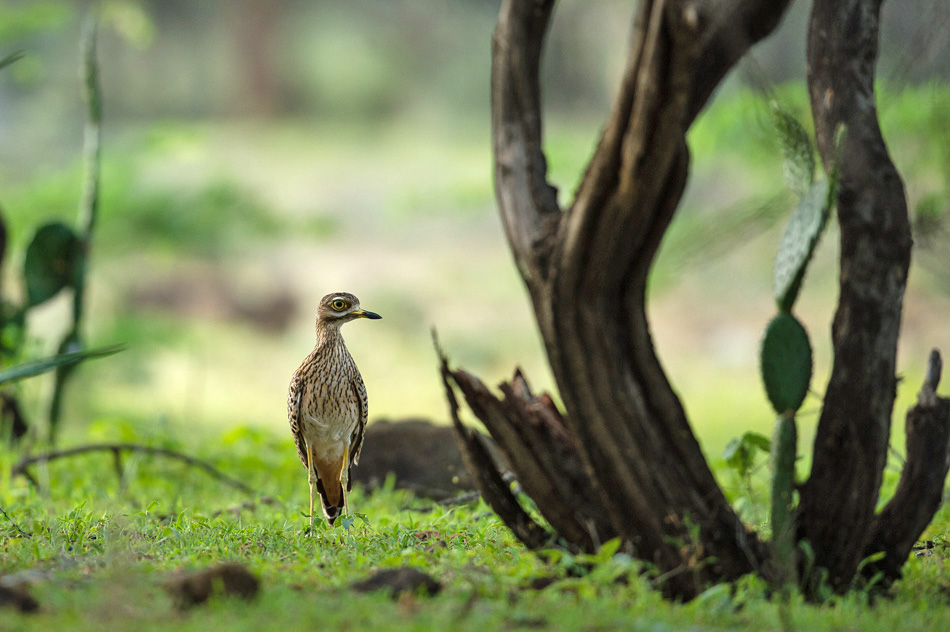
[12,443,259,496]
[0,506,30,538]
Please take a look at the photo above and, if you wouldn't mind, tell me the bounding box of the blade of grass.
[0,344,125,385]
[0,50,25,72]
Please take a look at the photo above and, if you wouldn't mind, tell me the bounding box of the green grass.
[1,427,949,631]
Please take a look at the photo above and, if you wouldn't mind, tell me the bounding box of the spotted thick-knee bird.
[287,292,380,527]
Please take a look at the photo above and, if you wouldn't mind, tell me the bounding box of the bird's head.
[316,292,382,328]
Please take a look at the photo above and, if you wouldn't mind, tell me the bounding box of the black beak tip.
[364,311,382,320]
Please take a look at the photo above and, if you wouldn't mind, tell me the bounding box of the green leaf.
[769,102,815,197]
[774,178,833,313]
[0,50,25,72]
[596,537,623,562]
[723,438,751,477]
[23,222,83,307]
[723,431,772,478]
[0,344,124,385]
[761,313,813,415]
[53,330,83,379]
[744,432,772,453]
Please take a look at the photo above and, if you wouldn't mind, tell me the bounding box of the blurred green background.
[2,0,949,464]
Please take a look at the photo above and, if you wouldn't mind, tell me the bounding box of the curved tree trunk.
[797,0,915,591]
[442,0,950,601]
[457,0,791,599]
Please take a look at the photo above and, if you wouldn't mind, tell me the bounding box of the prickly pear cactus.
[769,102,815,197]
[771,412,798,585]
[758,102,833,593]
[761,313,813,416]
[773,178,833,314]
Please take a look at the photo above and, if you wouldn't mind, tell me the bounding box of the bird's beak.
[353,308,382,320]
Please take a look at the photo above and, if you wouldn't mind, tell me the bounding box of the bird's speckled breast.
[299,338,361,460]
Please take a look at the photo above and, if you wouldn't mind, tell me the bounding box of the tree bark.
[798,0,914,591]
[485,0,792,599]
[444,364,617,551]
[862,351,950,585]
[439,353,615,552]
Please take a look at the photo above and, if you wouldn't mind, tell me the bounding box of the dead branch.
[0,506,30,538]
[862,350,950,584]
[437,340,556,551]
[11,443,259,497]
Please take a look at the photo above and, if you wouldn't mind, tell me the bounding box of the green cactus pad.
[24,222,83,307]
[773,178,832,313]
[761,313,812,415]
[769,102,815,197]
[770,413,798,580]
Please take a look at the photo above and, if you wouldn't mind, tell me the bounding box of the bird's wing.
[349,377,368,467]
[287,371,309,468]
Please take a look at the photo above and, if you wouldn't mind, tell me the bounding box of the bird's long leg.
[305,439,316,532]
[342,445,350,517]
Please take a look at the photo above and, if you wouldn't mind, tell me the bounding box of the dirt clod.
[165,562,260,609]
[0,584,39,613]
[353,419,477,498]
[525,575,559,590]
[351,567,442,599]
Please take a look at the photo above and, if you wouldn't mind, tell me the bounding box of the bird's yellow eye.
[332,300,347,311]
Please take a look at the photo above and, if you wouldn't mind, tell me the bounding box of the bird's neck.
[314,321,344,350]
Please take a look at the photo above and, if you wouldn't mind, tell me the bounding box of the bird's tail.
[311,449,346,526]
[315,477,345,525]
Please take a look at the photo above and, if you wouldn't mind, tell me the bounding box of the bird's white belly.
[302,407,357,461]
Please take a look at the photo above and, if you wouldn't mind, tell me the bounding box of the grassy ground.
[2,428,950,631]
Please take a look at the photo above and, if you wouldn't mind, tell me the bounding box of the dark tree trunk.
[443,0,950,601]
[797,0,914,591]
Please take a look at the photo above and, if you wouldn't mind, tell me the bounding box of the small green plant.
[759,102,838,600]
[1,13,115,443]
[0,186,118,442]
[722,431,771,523]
